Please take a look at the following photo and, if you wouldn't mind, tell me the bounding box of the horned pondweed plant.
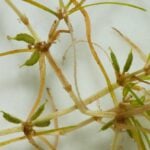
[0,0,149,149]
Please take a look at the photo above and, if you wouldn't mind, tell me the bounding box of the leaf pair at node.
[0,101,50,127]
[8,33,40,67]
[110,47,133,75]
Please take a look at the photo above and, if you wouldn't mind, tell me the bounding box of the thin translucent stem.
[47,88,60,149]
[113,27,147,63]
[46,51,116,117]
[35,83,118,123]
[70,0,118,106]
[62,40,109,65]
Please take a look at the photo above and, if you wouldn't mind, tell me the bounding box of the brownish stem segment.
[45,51,115,117]
[70,0,118,106]
[45,51,82,109]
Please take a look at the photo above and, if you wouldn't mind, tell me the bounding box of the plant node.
[22,121,35,138]
[116,74,126,86]
[35,41,49,52]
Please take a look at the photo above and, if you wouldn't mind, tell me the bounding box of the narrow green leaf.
[8,33,35,44]
[69,2,146,14]
[110,49,120,73]
[123,51,133,73]
[145,53,150,66]
[100,119,114,131]
[134,119,150,148]
[0,111,22,124]
[132,118,147,150]
[123,86,130,98]
[21,51,40,67]
[31,101,47,121]
[127,87,143,105]
[130,95,145,106]
[33,119,50,127]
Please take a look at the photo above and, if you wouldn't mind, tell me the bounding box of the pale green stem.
[23,0,58,17]
[69,1,146,14]
[111,131,120,150]
[34,83,118,123]
[0,49,34,57]
[0,126,22,136]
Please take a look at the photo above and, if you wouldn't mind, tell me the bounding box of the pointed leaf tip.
[123,51,133,73]
[31,101,47,121]
[110,48,120,73]
[1,111,22,124]
[22,51,40,67]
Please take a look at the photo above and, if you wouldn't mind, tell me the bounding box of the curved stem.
[27,53,46,120]
[35,83,118,123]
[46,51,116,117]
[69,1,146,14]
[70,0,118,106]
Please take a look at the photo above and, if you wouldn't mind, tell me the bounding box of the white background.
[0,0,150,150]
